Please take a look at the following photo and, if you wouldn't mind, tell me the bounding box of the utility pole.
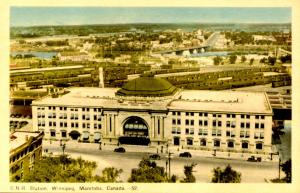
[278,157,281,179]
[167,151,174,179]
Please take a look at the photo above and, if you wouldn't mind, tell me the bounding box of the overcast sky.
[10,7,291,27]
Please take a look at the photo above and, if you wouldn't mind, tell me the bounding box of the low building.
[9,131,44,182]
[31,74,273,155]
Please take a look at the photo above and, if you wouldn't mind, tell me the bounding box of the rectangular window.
[241,115,245,119]
[254,132,259,139]
[186,112,189,116]
[177,119,181,125]
[240,131,245,138]
[191,112,194,116]
[218,121,222,127]
[71,123,74,128]
[98,124,101,129]
[204,113,208,117]
[185,119,189,125]
[204,120,208,126]
[172,119,176,125]
[53,122,56,127]
[246,122,250,129]
[241,122,245,128]
[49,122,52,127]
[212,129,216,136]
[191,120,194,126]
[226,131,230,137]
[64,122,67,127]
[94,115,97,120]
[213,120,217,127]
[177,112,181,116]
[87,123,90,129]
[190,128,194,135]
[255,115,259,119]
[199,120,203,126]
[226,121,231,127]
[60,122,63,127]
[94,123,97,129]
[217,130,222,136]
[255,123,259,129]
[260,133,264,139]
[61,131,67,138]
[172,112,176,116]
[261,115,265,119]
[199,112,203,117]
[245,131,250,138]
[157,119,160,134]
[75,123,78,128]
[246,115,250,119]
[83,123,86,128]
[185,128,189,135]
[50,131,56,137]
[172,127,176,134]
[261,123,265,129]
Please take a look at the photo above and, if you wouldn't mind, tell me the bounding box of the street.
[44,141,278,183]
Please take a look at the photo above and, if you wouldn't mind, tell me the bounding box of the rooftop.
[169,90,272,114]
[10,131,42,152]
[116,74,178,97]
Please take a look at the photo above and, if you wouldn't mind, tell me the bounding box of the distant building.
[58,51,91,61]
[253,35,276,42]
[32,75,273,155]
[9,131,44,182]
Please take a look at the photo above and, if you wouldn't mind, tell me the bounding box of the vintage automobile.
[113,147,126,153]
[179,152,192,158]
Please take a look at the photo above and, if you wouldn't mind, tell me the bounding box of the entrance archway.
[119,116,150,145]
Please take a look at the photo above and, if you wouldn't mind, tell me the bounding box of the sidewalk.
[43,140,279,162]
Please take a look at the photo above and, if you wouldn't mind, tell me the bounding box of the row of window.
[172,127,264,139]
[180,138,263,149]
[10,140,42,164]
[172,119,265,129]
[172,112,265,120]
[38,107,102,112]
[38,113,102,121]
[39,121,102,130]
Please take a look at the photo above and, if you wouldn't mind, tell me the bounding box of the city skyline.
[11,7,291,27]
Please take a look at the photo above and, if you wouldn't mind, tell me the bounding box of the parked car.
[179,152,192,158]
[149,154,161,160]
[114,147,126,153]
[247,156,262,162]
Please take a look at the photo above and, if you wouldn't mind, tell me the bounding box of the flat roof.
[10,131,41,152]
[10,65,84,74]
[168,90,272,114]
[32,87,272,114]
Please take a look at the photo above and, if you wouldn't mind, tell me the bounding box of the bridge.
[153,32,220,56]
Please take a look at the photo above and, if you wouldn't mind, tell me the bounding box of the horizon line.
[10,22,292,28]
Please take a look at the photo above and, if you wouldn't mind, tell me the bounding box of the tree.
[229,55,237,64]
[211,165,241,183]
[213,56,223,66]
[22,155,122,182]
[181,163,196,183]
[281,159,291,183]
[128,158,168,182]
[241,55,247,63]
[95,167,123,182]
[249,58,254,66]
[268,56,277,66]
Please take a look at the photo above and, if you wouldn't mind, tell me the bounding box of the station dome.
[116,74,178,97]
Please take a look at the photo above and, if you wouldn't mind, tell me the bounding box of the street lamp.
[166,151,174,179]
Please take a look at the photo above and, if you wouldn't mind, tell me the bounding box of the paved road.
[44,142,278,183]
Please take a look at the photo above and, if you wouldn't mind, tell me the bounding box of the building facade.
[9,131,44,182]
[32,75,273,155]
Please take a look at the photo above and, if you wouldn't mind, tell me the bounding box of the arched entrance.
[118,116,150,145]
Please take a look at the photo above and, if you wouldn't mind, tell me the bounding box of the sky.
[10,7,291,27]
